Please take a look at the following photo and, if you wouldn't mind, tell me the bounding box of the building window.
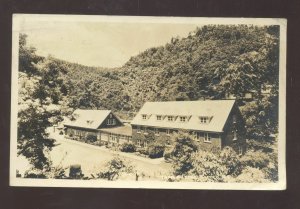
[166,129,170,136]
[155,128,160,136]
[204,133,211,143]
[193,131,197,139]
[233,115,237,123]
[143,127,148,134]
[157,115,162,121]
[168,116,174,122]
[142,114,147,120]
[238,146,243,155]
[195,132,204,141]
[111,134,118,143]
[137,126,141,133]
[107,119,115,125]
[144,141,148,148]
[200,117,209,124]
[233,130,237,141]
[179,116,187,122]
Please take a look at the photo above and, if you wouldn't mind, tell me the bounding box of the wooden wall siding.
[98,113,123,129]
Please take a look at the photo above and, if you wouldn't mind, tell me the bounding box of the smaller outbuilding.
[64,109,131,145]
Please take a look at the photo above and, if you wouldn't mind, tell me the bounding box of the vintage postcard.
[10,14,286,190]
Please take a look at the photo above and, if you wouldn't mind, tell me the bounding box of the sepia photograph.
[10,14,286,189]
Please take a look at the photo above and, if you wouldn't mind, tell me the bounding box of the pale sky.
[19,19,198,67]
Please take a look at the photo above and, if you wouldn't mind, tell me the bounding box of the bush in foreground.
[148,143,165,159]
[96,156,134,181]
[169,133,198,176]
[189,151,226,182]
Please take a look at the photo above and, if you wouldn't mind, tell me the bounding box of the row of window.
[193,132,212,143]
[136,126,217,143]
[137,126,170,136]
[142,114,211,124]
[108,133,131,143]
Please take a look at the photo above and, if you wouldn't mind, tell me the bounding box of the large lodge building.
[64,100,246,154]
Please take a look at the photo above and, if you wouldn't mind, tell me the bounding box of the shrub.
[137,147,149,155]
[148,143,165,159]
[240,150,270,169]
[120,142,136,153]
[234,166,270,183]
[219,146,242,176]
[24,169,47,179]
[169,132,198,176]
[59,130,64,135]
[24,165,68,179]
[163,148,172,162]
[97,156,134,181]
[189,151,226,182]
[86,134,97,143]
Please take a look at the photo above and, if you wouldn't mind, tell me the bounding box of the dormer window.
[167,116,174,122]
[199,116,212,124]
[200,117,208,124]
[142,114,147,120]
[179,116,187,122]
[157,115,162,121]
[86,120,94,125]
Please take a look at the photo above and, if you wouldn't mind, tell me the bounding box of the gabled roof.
[64,109,112,130]
[131,100,236,132]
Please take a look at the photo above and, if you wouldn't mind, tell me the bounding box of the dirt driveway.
[49,131,172,180]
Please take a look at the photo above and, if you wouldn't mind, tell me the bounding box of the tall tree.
[18,34,69,175]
